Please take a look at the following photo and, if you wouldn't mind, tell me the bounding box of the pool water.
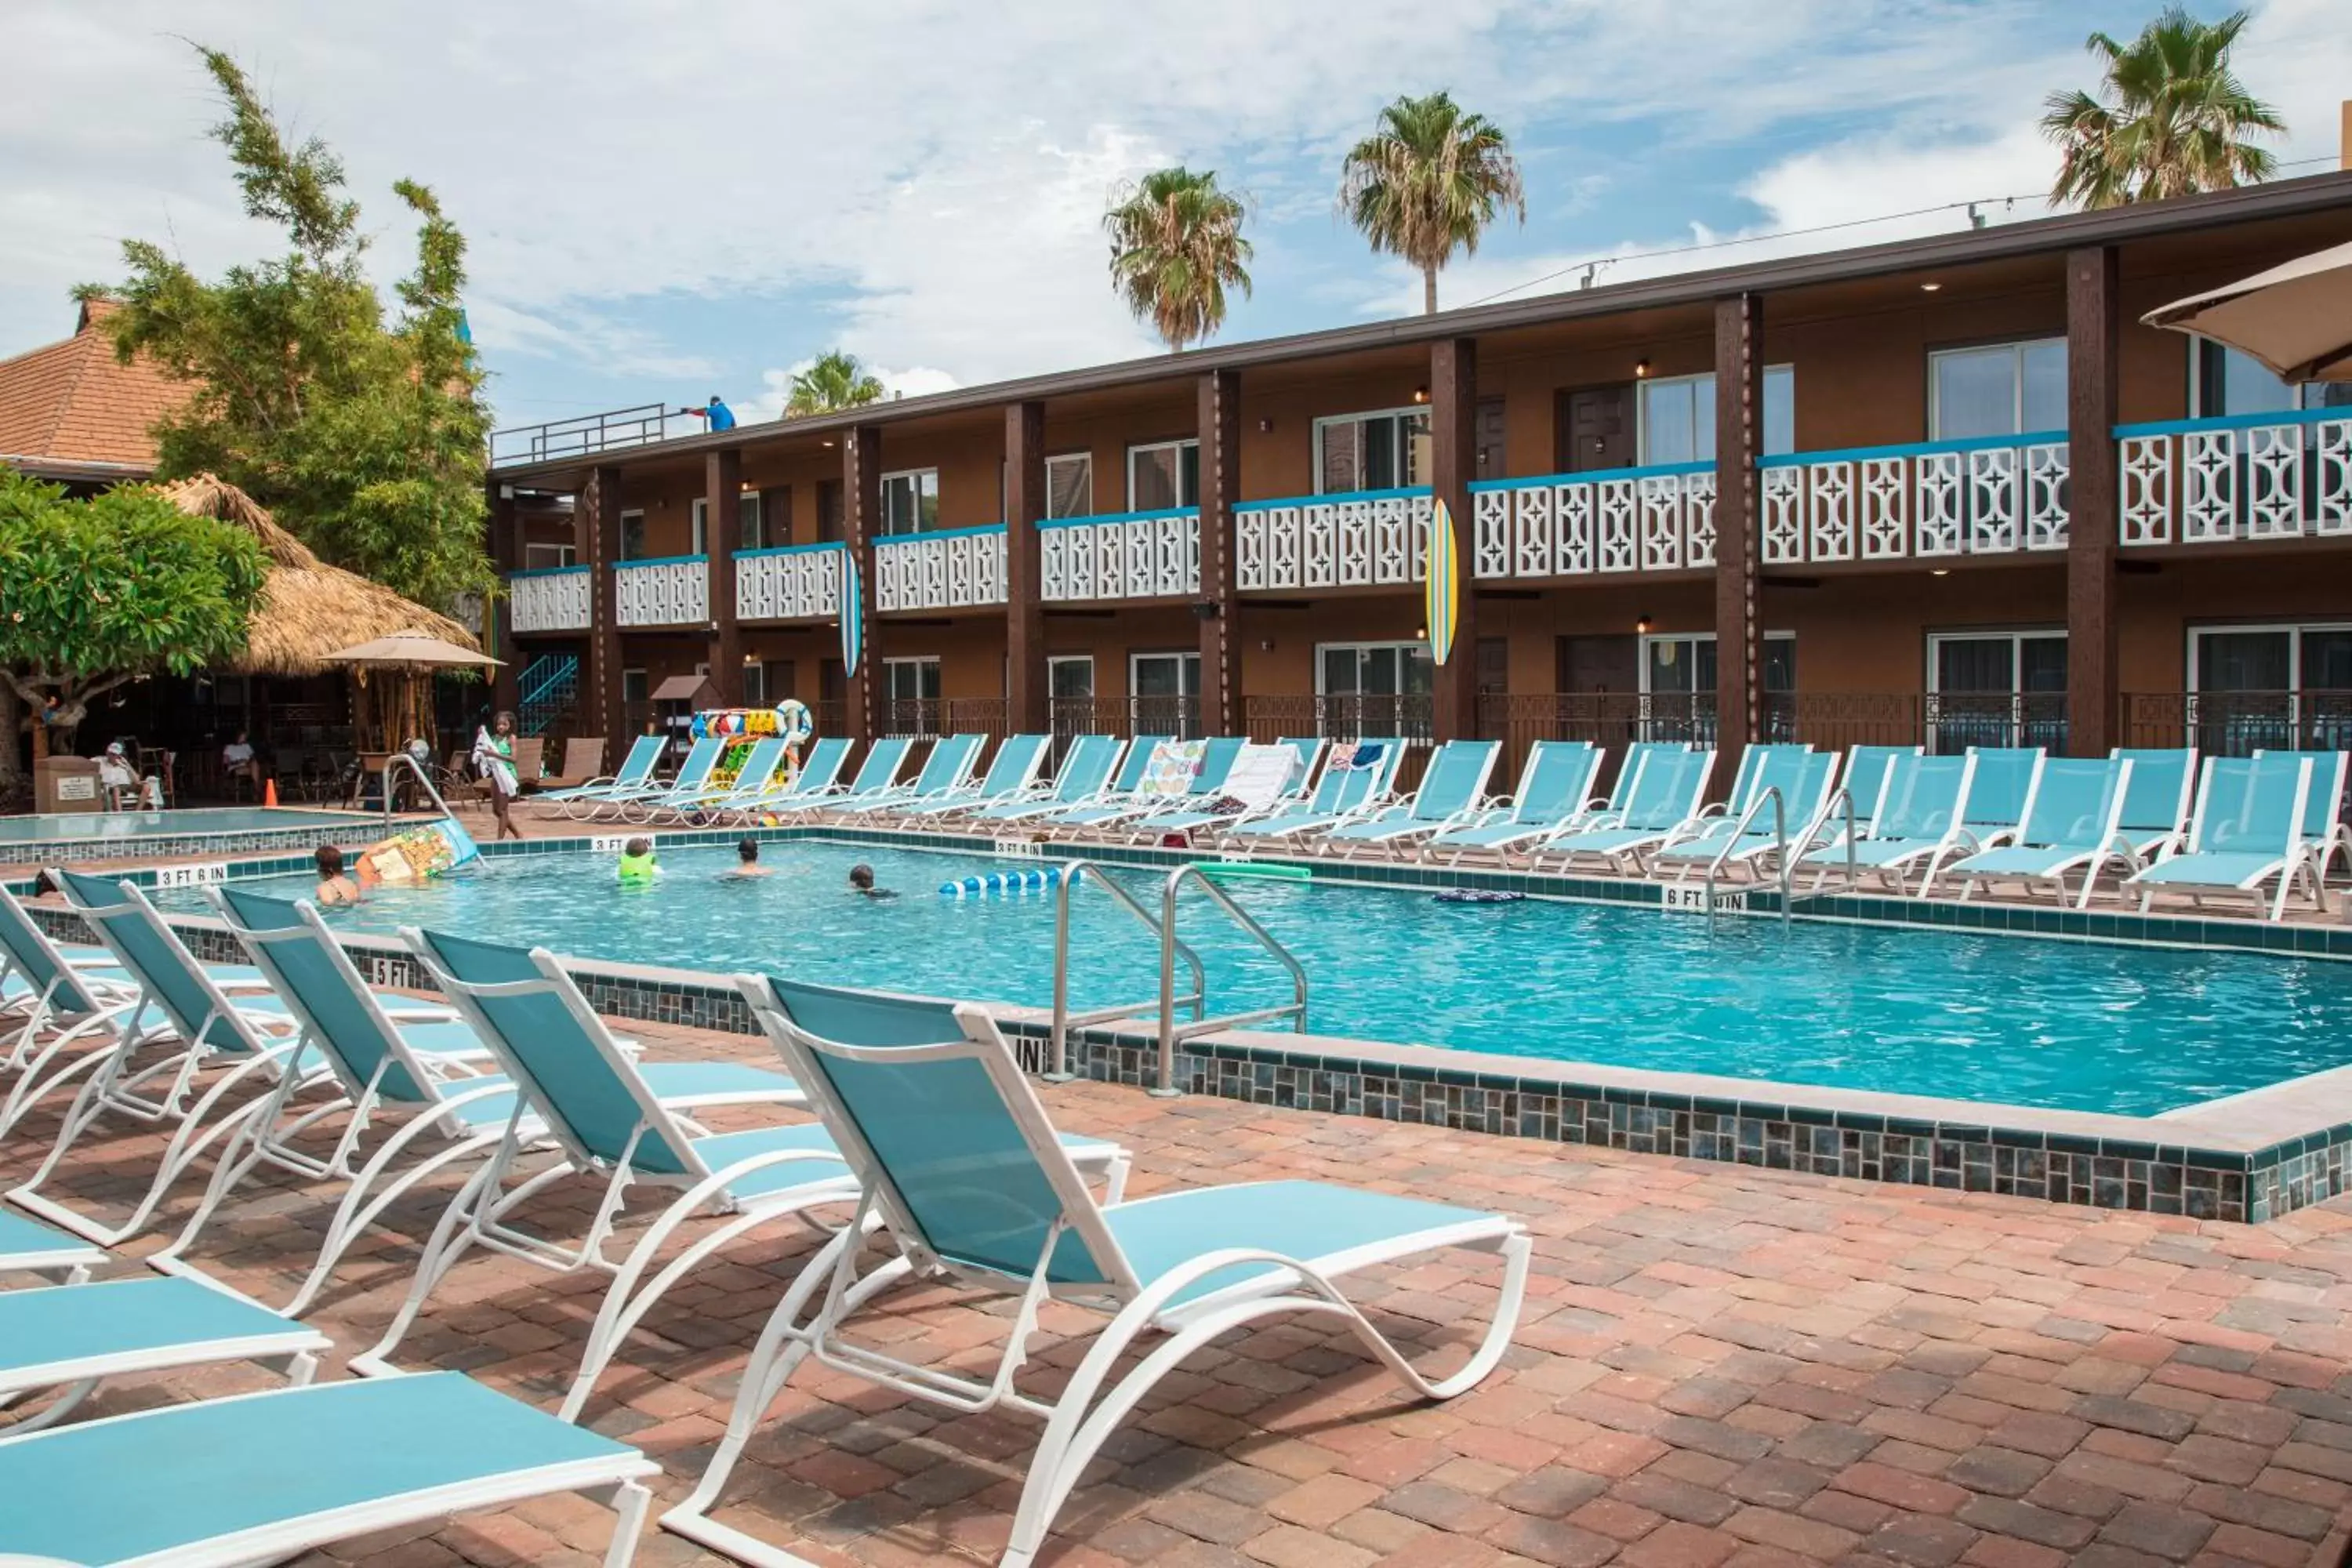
[0,807,365,844]
[169,838,2352,1118]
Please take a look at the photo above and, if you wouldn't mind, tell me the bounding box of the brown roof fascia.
[495,169,2352,488]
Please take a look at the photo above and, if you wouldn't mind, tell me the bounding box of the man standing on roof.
[682,394,737,432]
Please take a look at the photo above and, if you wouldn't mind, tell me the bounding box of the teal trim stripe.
[877,524,1008,543]
[735,542,847,560]
[615,554,710,568]
[1758,430,2069,468]
[2114,407,2352,439]
[508,564,590,579]
[1236,485,1432,512]
[1468,460,1711,492]
[1037,506,1200,530]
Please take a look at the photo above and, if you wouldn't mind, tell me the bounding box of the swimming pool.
[164,837,2352,1120]
[0,807,366,844]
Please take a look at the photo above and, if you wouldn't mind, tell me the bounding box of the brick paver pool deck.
[12,1013,2352,1568]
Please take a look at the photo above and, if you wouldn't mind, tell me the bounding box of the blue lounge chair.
[1535,748,1718,873]
[608,736,728,823]
[7,870,460,1247]
[1948,755,2136,907]
[2112,746,2198,858]
[791,734,913,818]
[1800,751,1977,893]
[1131,736,1323,836]
[968,734,1129,824]
[0,1208,102,1283]
[1042,736,1247,836]
[645,735,789,821]
[1317,738,1503,858]
[538,732,664,818]
[720,733,854,820]
[1429,740,1607,860]
[2129,753,2324,921]
[161,888,815,1317]
[1219,739,1406,845]
[2255,748,2350,873]
[881,733,1055,822]
[1023,735,1172,829]
[1829,744,1922,840]
[1905,746,2046,897]
[837,732,985,822]
[664,974,1529,1568]
[1653,748,1839,880]
[0,1372,658,1566]
[361,927,1128,1403]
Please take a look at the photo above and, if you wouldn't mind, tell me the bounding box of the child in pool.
[726,838,772,879]
[314,844,363,906]
[618,837,662,885]
[847,863,896,899]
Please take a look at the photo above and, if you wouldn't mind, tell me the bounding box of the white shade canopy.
[2143,238,2352,383]
[321,631,503,668]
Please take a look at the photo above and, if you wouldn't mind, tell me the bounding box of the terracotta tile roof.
[0,299,191,477]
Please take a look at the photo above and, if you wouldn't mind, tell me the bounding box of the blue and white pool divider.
[940,866,1080,900]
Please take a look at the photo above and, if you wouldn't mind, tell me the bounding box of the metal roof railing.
[489,403,686,467]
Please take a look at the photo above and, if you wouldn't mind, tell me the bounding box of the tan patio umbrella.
[323,632,502,753]
[2142,238,2352,382]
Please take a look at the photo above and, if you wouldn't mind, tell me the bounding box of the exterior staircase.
[516,654,580,737]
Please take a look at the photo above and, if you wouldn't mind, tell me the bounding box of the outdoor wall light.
[1931,568,1951,577]
[1920,281,1944,292]
[1411,387,1429,404]
[1635,613,1653,634]
[1258,418,1273,433]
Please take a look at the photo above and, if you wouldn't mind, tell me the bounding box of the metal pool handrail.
[1155,864,1310,1098]
[1704,784,1791,928]
[380,751,457,823]
[1047,859,1203,1083]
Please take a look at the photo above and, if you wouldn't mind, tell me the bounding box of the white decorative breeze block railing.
[507,565,592,632]
[614,556,709,627]
[1757,434,2069,563]
[1470,463,1715,579]
[1040,508,1200,601]
[1236,488,1432,590]
[2118,408,2352,546]
[735,543,842,621]
[874,525,1007,612]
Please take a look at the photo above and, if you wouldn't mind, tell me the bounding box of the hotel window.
[621,668,648,703]
[1047,453,1094,518]
[619,510,647,561]
[1049,655,1096,701]
[883,656,942,736]
[1127,440,1199,510]
[1926,630,2067,753]
[688,492,762,554]
[1316,641,1432,739]
[1639,633,1795,741]
[1129,651,1201,738]
[741,659,768,708]
[521,542,575,570]
[1929,339,2067,441]
[2187,622,2352,754]
[1314,408,1430,493]
[2190,339,2352,417]
[879,469,941,535]
[1636,367,1796,465]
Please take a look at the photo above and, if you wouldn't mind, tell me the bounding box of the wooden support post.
[705,448,743,705]
[1005,401,1047,735]
[1713,294,1764,784]
[1196,369,1242,739]
[845,426,883,748]
[2066,245,2120,757]
[579,465,626,742]
[1428,339,1479,743]
[486,482,521,716]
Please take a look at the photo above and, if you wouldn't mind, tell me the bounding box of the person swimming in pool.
[847,863,896,900]
[314,844,363,906]
[618,837,662,886]
[725,838,772,879]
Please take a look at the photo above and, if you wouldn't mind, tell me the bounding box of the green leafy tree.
[1339,93,1526,315]
[1103,168,1253,353]
[2042,8,2284,209]
[784,350,887,416]
[85,45,493,609]
[0,473,266,764]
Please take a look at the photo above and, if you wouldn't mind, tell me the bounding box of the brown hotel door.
[1555,385,1634,473]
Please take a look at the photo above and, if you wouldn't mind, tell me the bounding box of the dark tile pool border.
[20,822,2352,1225]
[0,813,399,869]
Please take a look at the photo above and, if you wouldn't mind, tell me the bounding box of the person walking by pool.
[847,863,895,900]
[619,837,662,887]
[726,837,772,879]
[314,844,363,906]
[471,712,523,842]
[681,394,736,433]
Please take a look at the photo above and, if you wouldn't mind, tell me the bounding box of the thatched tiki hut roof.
[156,474,479,677]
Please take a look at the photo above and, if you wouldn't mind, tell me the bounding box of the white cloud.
[742,360,964,424]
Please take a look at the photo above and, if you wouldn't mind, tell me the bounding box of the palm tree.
[784,350,886,416]
[2041,7,2284,209]
[1340,93,1526,315]
[1103,167,1253,354]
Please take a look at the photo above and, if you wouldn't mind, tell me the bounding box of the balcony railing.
[736,542,842,622]
[2124,690,2352,755]
[1236,488,1432,591]
[1758,432,2071,564]
[874,525,1007,612]
[2118,408,2352,546]
[1243,693,1434,744]
[1471,463,1716,580]
[881,696,1007,742]
[1049,695,1203,742]
[489,403,687,467]
[509,564,593,633]
[614,556,708,627]
[1040,508,1200,601]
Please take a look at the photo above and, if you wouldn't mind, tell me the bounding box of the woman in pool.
[314,844,363,906]
[847,863,896,899]
[471,711,523,842]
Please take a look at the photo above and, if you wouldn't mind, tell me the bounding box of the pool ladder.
[1048,859,1310,1097]
[1703,785,1794,928]
[379,751,459,824]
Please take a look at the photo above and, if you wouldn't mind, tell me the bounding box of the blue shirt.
[706,398,737,432]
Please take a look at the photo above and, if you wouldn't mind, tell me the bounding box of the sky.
[3,1,2347,436]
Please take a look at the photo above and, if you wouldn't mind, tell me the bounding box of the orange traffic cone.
[263,777,279,808]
